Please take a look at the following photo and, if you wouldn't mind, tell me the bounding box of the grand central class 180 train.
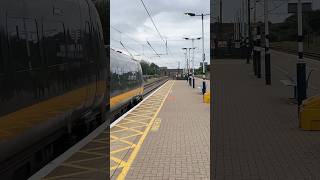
[0,0,108,179]
[0,0,143,179]
[110,49,144,119]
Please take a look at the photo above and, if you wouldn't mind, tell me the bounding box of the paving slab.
[124,79,210,180]
[212,59,320,180]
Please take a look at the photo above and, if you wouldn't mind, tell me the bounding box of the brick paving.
[125,80,210,180]
[212,59,320,180]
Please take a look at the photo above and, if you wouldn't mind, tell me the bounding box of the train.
[110,49,144,119]
[0,0,143,179]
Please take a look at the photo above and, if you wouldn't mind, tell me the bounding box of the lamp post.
[184,37,201,88]
[185,12,210,94]
[296,0,306,109]
[264,0,271,84]
[183,47,194,86]
[182,48,189,81]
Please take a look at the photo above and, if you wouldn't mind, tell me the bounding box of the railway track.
[271,45,320,60]
[143,77,169,96]
[110,77,169,122]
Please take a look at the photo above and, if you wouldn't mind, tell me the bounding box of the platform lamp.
[182,47,189,82]
[184,37,201,88]
[185,12,210,94]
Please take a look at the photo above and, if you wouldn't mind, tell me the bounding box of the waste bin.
[299,95,320,130]
[203,91,210,104]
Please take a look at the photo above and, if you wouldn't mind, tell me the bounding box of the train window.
[7,17,28,71]
[6,16,43,71]
[26,19,41,69]
[42,21,66,66]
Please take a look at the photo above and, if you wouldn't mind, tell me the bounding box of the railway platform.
[111,79,210,179]
[29,121,109,180]
[29,78,210,180]
[212,58,320,179]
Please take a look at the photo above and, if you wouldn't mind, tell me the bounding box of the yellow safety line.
[79,146,107,152]
[133,109,156,113]
[91,139,108,144]
[136,105,160,109]
[111,146,134,154]
[43,170,93,180]
[121,119,148,126]
[123,117,150,122]
[116,119,149,126]
[116,139,137,147]
[112,125,148,134]
[131,109,157,114]
[110,133,141,142]
[116,121,136,126]
[124,116,151,122]
[111,134,139,147]
[78,150,105,156]
[143,100,162,103]
[117,133,142,140]
[111,165,124,171]
[111,156,127,168]
[65,156,106,164]
[111,128,130,134]
[116,81,175,180]
[110,156,126,171]
[141,102,162,106]
[128,113,151,118]
[115,125,144,134]
[60,163,106,172]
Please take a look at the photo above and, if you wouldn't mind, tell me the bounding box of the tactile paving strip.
[110,80,175,180]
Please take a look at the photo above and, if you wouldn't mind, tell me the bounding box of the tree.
[139,60,160,75]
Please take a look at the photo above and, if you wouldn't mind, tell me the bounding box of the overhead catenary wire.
[111,25,160,58]
[120,41,135,59]
[138,0,179,56]
[139,0,166,45]
[111,0,206,67]
[147,41,160,57]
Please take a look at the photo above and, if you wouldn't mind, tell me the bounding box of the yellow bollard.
[203,91,210,104]
[300,95,320,130]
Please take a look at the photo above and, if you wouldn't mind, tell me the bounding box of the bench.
[280,68,318,100]
[280,79,297,99]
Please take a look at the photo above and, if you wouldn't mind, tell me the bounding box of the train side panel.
[110,50,143,113]
[0,0,107,179]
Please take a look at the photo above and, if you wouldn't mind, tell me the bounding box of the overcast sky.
[110,0,320,68]
[110,0,210,69]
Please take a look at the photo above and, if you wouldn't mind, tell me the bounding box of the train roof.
[110,48,139,62]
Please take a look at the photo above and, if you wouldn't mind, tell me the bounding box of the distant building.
[163,69,182,77]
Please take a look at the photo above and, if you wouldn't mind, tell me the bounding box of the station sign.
[288,2,312,13]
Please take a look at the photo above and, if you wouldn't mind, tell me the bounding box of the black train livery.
[0,0,108,179]
[0,1,144,179]
[110,49,144,119]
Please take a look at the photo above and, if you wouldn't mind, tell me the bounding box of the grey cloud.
[111,0,210,68]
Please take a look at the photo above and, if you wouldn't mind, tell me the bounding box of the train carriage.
[0,0,108,179]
